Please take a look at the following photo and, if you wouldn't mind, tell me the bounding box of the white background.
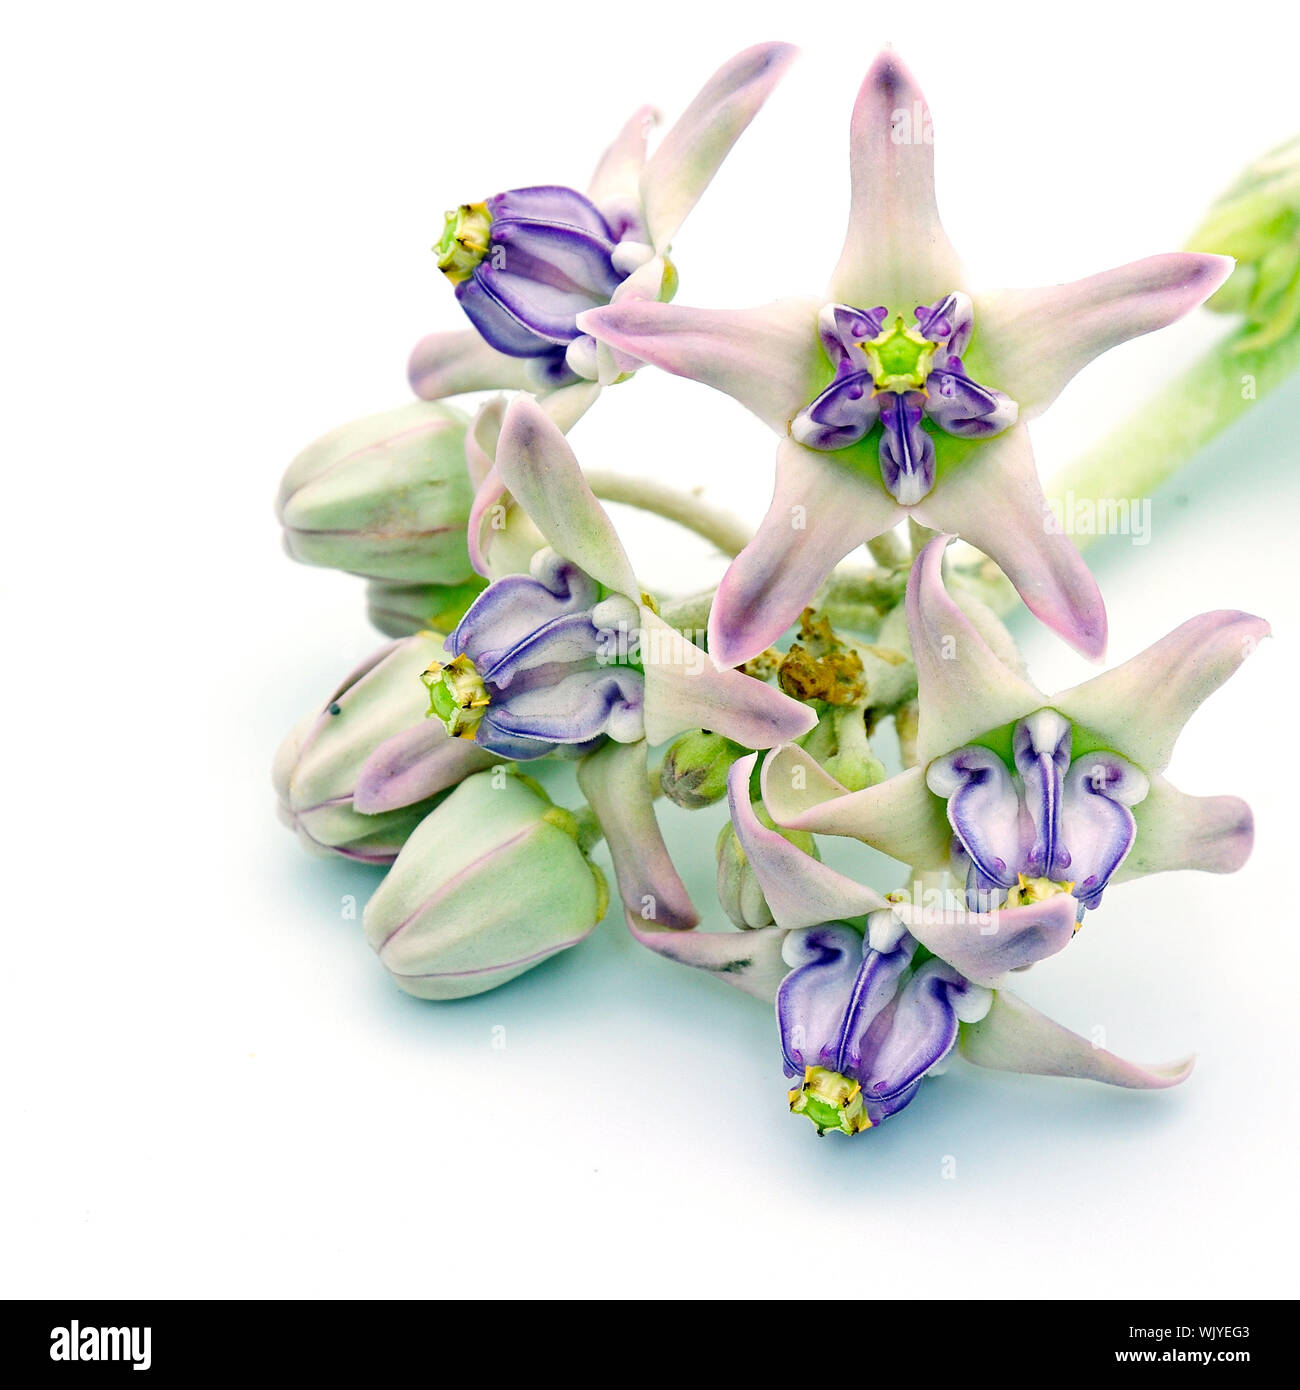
[4,0,1298,1299]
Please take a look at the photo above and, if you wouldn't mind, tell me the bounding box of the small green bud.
[366,577,488,639]
[274,632,461,862]
[1187,135,1300,350]
[660,730,747,809]
[716,805,817,929]
[362,771,606,1000]
[277,401,477,583]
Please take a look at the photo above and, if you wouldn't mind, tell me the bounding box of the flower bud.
[659,731,746,809]
[366,578,488,638]
[277,401,477,582]
[716,806,817,929]
[1187,136,1300,349]
[274,632,490,862]
[363,770,608,999]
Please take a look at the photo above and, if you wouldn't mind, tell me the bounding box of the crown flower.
[580,52,1232,666]
[271,40,1285,1150]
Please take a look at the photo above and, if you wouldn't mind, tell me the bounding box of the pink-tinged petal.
[541,379,602,433]
[960,990,1195,1090]
[708,438,903,668]
[904,535,1044,764]
[586,104,659,224]
[353,722,495,813]
[578,298,824,434]
[625,912,791,1002]
[592,255,673,382]
[977,253,1234,417]
[892,895,1078,989]
[728,754,888,927]
[492,396,638,597]
[911,428,1108,661]
[407,329,535,400]
[1115,774,1254,882]
[465,396,505,490]
[577,739,696,929]
[762,746,952,870]
[827,50,962,311]
[639,42,798,249]
[1054,611,1270,774]
[639,608,815,748]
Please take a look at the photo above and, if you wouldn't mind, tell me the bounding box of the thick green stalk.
[1046,324,1300,544]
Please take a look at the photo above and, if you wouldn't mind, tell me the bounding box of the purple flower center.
[440,185,636,385]
[441,548,645,761]
[791,293,1018,504]
[777,922,990,1132]
[926,710,1150,920]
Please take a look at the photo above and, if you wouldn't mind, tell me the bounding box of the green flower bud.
[1187,135,1300,350]
[363,770,609,1000]
[273,631,479,863]
[716,805,817,929]
[799,706,886,793]
[366,577,488,638]
[277,401,477,582]
[659,730,747,809]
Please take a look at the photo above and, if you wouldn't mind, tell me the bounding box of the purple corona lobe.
[442,548,645,760]
[792,293,1018,503]
[927,711,1149,919]
[452,185,633,378]
[777,923,990,1129]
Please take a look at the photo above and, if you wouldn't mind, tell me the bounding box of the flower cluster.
[273,44,1278,1142]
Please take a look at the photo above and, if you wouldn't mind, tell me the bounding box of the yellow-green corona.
[422,654,490,738]
[788,1065,874,1137]
[436,202,493,285]
[862,314,937,393]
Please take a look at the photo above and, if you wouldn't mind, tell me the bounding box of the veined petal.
[905,535,1044,765]
[1013,709,1072,879]
[977,253,1234,417]
[492,396,639,598]
[728,755,888,928]
[587,104,659,235]
[1058,752,1148,907]
[639,607,816,747]
[578,297,824,434]
[827,50,962,312]
[910,429,1108,661]
[639,42,798,250]
[578,738,697,928]
[960,990,1195,1089]
[486,186,614,237]
[353,721,495,813]
[790,368,880,452]
[1115,775,1253,882]
[865,960,986,1111]
[449,550,600,668]
[708,438,903,668]
[625,914,789,1000]
[407,330,536,401]
[763,746,952,870]
[465,396,505,490]
[777,924,873,1073]
[1054,611,1270,774]
[483,664,645,749]
[878,391,936,505]
[892,894,1078,988]
[926,745,1025,889]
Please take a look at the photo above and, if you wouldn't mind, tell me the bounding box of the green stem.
[586,471,753,557]
[1046,323,1300,551]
